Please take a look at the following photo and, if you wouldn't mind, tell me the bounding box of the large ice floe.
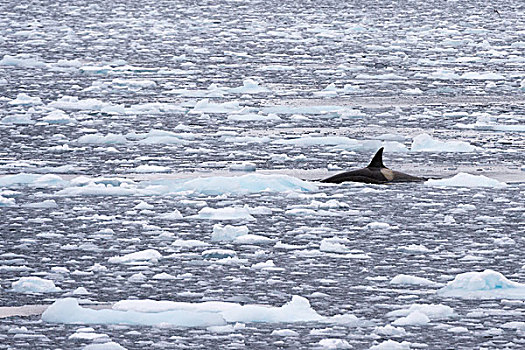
[437,270,525,299]
[50,174,318,197]
[425,173,507,188]
[42,296,361,327]
[410,133,477,152]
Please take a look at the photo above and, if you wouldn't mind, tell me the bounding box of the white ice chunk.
[130,165,171,173]
[411,134,477,152]
[8,93,43,106]
[211,224,249,241]
[11,277,62,293]
[108,249,162,264]
[425,173,507,188]
[172,239,209,248]
[392,311,430,326]
[77,133,127,144]
[190,99,241,113]
[0,54,47,68]
[319,237,350,253]
[274,136,407,153]
[227,79,271,94]
[0,195,16,206]
[369,340,411,350]
[387,304,455,320]
[82,342,127,350]
[158,210,183,220]
[390,274,442,287]
[42,109,76,124]
[271,329,299,337]
[234,234,273,245]
[191,207,255,221]
[317,338,352,349]
[43,296,326,327]
[23,199,58,208]
[49,96,124,113]
[373,324,407,336]
[437,269,525,299]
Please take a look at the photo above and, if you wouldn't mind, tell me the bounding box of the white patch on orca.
[380,168,394,181]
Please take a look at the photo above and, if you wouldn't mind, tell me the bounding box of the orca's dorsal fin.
[367,147,386,168]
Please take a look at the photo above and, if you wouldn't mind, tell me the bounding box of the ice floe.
[411,133,477,152]
[211,224,250,241]
[11,277,62,293]
[390,274,443,287]
[41,295,354,327]
[437,269,525,299]
[190,207,256,221]
[108,249,162,264]
[425,173,507,188]
[54,174,317,197]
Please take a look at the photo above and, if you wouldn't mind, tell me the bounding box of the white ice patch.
[387,304,455,320]
[0,195,16,206]
[48,96,124,113]
[317,338,352,349]
[172,239,209,248]
[437,269,525,299]
[211,224,249,241]
[227,79,271,94]
[41,109,76,124]
[8,93,43,106]
[390,274,443,287]
[190,99,241,114]
[157,210,183,220]
[190,207,255,221]
[23,199,58,208]
[228,162,257,172]
[273,136,408,152]
[227,112,280,122]
[57,174,317,197]
[369,339,411,350]
[108,249,162,264]
[0,173,66,188]
[77,133,128,144]
[146,174,318,196]
[373,324,407,336]
[11,277,62,293]
[129,165,171,173]
[456,113,525,132]
[1,113,35,125]
[319,237,351,253]
[0,54,47,68]
[392,311,430,326]
[425,173,507,188]
[411,133,477,152]
[42,296,331,327]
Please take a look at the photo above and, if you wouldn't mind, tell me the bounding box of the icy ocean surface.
[1,0,525,348]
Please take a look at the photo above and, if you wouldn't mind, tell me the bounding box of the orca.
[320,147,426,184]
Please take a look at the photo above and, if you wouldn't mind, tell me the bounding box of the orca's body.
[321,148,426,184]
